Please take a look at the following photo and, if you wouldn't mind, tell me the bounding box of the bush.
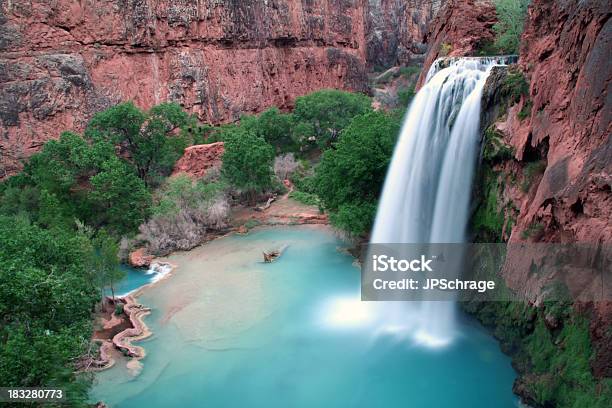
[502,69,529,104]
[114,303,124,315]
[288,191,320,206]
[240,108,296,153]
[139,176,229,255]
[274,153,301,181]
[397,86,416,107]
[493,0,531,54]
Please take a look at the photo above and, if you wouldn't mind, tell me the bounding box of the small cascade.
[370,56,512,347]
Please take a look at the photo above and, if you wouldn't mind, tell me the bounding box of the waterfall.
[370,57,509,347]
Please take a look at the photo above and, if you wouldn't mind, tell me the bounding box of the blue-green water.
[91,226,518,407]
[105,265,158,297]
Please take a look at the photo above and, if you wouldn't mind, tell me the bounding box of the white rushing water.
[370,57,510,347]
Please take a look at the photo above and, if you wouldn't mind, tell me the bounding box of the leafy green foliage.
[397,86,416,107]
[288,190,320,206]
[518,100,533,120]
[222,128,275,201]
[240,107,296,153]
[292,89,372,149]
[524,316,612,407]
[314,111,400,236]
[472,166,506,242]
[0,217,99,403]
[12,131,151,235]
[85,102,189,186]
[502,69,529,104]
[493,0,531,54]
[152,174,225,217]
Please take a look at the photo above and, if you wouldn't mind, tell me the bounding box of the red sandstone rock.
[505,0,611,244]
[128,248,154,269]
[416,0,497,89]
[172,142,224,179]
[0,0,445,178]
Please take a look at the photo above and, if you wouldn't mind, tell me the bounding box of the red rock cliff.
[365,0,446,68]
[415,0,497,89]
[0,0,443,178]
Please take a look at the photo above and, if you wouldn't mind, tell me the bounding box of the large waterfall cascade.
[369,57,512,347]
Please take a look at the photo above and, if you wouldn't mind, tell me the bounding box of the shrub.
[139,176,229,255]
[289,191,320,206]
[440,42,452,56]
[493,0,531,54]
[502,69,529,104]
[85,102,190,187]
[274,153,301,181]
[397,86,416,107]
[518,100,533,120]
[521,160,546,192]
[114,303,124,315]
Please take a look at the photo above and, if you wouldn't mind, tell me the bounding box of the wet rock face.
[416,0,497,89]
[365,0,445,68]
[0,0,374,176]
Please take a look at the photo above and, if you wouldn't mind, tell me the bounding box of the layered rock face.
[509,0,611,245]
[0,0,372,176]
[365,0,445,69]
[415,0,497,88]
[473,0,611,392]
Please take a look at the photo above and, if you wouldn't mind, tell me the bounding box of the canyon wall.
[416,0,496,88]
[0,0,368,177]
[0,0,442,178]
[366,0,445,69]
[472,0,611,401]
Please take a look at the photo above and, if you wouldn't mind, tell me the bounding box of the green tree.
[221,128,274,203]
[292,89,372,149]
[91,230,125,302]
[493,0,531,54]
[240,107,296,152]
[315,111,400,236]
[16,131,151,235]
[88,157,151,235]
[85,102,189,186]
[0,216,99,404]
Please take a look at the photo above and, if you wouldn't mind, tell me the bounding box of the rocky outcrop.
[172,141,224,178]
[128,247,154,268]
[0,0,371,176]
[509,0,611,245]
[471,0,611,404]
[365,0,445,69]
[416,0,497,89]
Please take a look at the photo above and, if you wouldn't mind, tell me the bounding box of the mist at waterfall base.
[91,227,517,407]
[370,57,509,348]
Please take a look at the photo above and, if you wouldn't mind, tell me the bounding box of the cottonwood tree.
[221,128,275,204]
[85,102,191,187]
